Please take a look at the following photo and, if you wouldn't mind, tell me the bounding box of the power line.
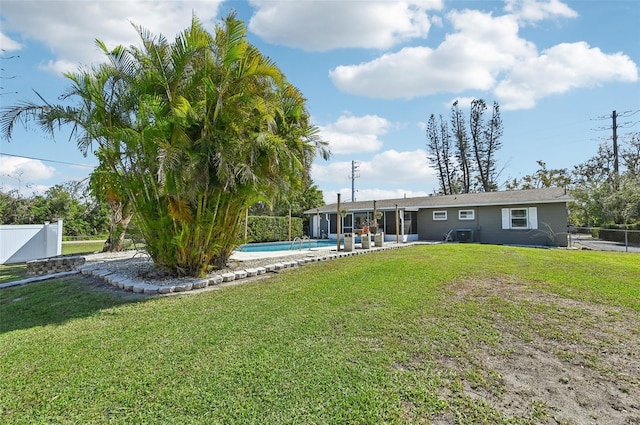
[591,109,640,177]
[0,152,95,169]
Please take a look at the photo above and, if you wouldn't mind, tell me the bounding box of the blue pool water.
[238,239,339,252]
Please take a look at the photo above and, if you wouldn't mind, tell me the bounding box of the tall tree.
[482,101,503,190]
[450,101,472,193]
[426,99,503,194]
[426,114,456,194]
[469,99,488,190]
[426,114,448,194]
[469,99,503,191]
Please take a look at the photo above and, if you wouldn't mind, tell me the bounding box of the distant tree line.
[507,133,640,226]
[0,180,109,236]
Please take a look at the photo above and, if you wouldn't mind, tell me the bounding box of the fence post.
[44,221,50,256]
[56,220,63,256]
[625,229,629,253]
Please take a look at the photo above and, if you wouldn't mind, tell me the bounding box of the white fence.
[0,220,63,264]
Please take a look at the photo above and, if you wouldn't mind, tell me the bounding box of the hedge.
[598,224,640,245]
[244,216,304,243]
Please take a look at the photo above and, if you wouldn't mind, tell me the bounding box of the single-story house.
[304,187,573,247]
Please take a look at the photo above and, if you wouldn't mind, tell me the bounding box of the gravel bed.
[81,249,336,287]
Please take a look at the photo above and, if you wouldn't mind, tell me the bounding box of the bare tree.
[470,99,503,192]
[483,101,503,190]
[427,99,504,194]
[426,114,456,194]
[451,101,471,193]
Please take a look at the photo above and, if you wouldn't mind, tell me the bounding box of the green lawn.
[61,240,107,255]
[1,244,638,424]
[0,263,28,284]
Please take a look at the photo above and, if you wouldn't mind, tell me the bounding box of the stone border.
[76,244,412,295]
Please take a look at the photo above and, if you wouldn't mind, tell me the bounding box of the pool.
[237,239,339,252]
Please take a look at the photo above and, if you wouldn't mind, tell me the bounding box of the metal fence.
[569,226,640,253]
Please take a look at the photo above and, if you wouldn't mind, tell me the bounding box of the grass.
[61,240,107,255]
[0,240,112,284]
[0,264,28,284]
[0,244,638,424]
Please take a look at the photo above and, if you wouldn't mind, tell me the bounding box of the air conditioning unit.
[455,229,473,243]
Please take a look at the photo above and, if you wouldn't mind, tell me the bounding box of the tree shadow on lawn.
[0,275,151,334]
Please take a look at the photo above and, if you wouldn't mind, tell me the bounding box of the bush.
[598,224,640,244]
[245,216,303,243]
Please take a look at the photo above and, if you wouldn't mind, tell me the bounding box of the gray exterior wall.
[417,203,569,247]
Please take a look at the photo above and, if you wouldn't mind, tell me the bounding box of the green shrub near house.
[245,215,303,243]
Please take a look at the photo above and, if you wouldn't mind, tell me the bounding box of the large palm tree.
[1,13,329,276]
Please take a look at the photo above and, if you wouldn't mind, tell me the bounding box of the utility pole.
[612,110,619,177]
[336,193,341,252]
[350,160,360,202]
[593,108,640,186]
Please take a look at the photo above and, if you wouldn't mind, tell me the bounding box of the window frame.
[501,207,538,230]
[433,210,448,221]
[458,209,475,221]
[510,208,528,229]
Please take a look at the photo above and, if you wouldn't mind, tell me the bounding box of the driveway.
[569,233,640,253]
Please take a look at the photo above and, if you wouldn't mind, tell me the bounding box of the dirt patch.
[433,278,640,424]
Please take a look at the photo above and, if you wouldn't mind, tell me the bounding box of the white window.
[501,207,538,230]
[458,210,475,220]
[433,211,447,221]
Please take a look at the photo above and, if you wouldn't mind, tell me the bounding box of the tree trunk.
[102,200,133,252]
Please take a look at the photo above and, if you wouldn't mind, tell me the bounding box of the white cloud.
[329,9,536,99]
[329,4,638,110]
[248,0,442,51]
[312,149,436,196]
[504,0,578,23]
[366,149,434,184]
[495,42,639,110]
[443,97,476,109]
[319,114,392,154]
[0,1,223,74]
[0,33,23,51]
[0,182,50,197]
[0,156,56,181]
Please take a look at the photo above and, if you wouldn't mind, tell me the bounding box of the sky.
[1,0,639,204]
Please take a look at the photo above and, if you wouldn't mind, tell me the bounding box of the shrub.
[245,216,303,243]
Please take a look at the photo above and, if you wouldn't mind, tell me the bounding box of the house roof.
[305,187,573,214]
